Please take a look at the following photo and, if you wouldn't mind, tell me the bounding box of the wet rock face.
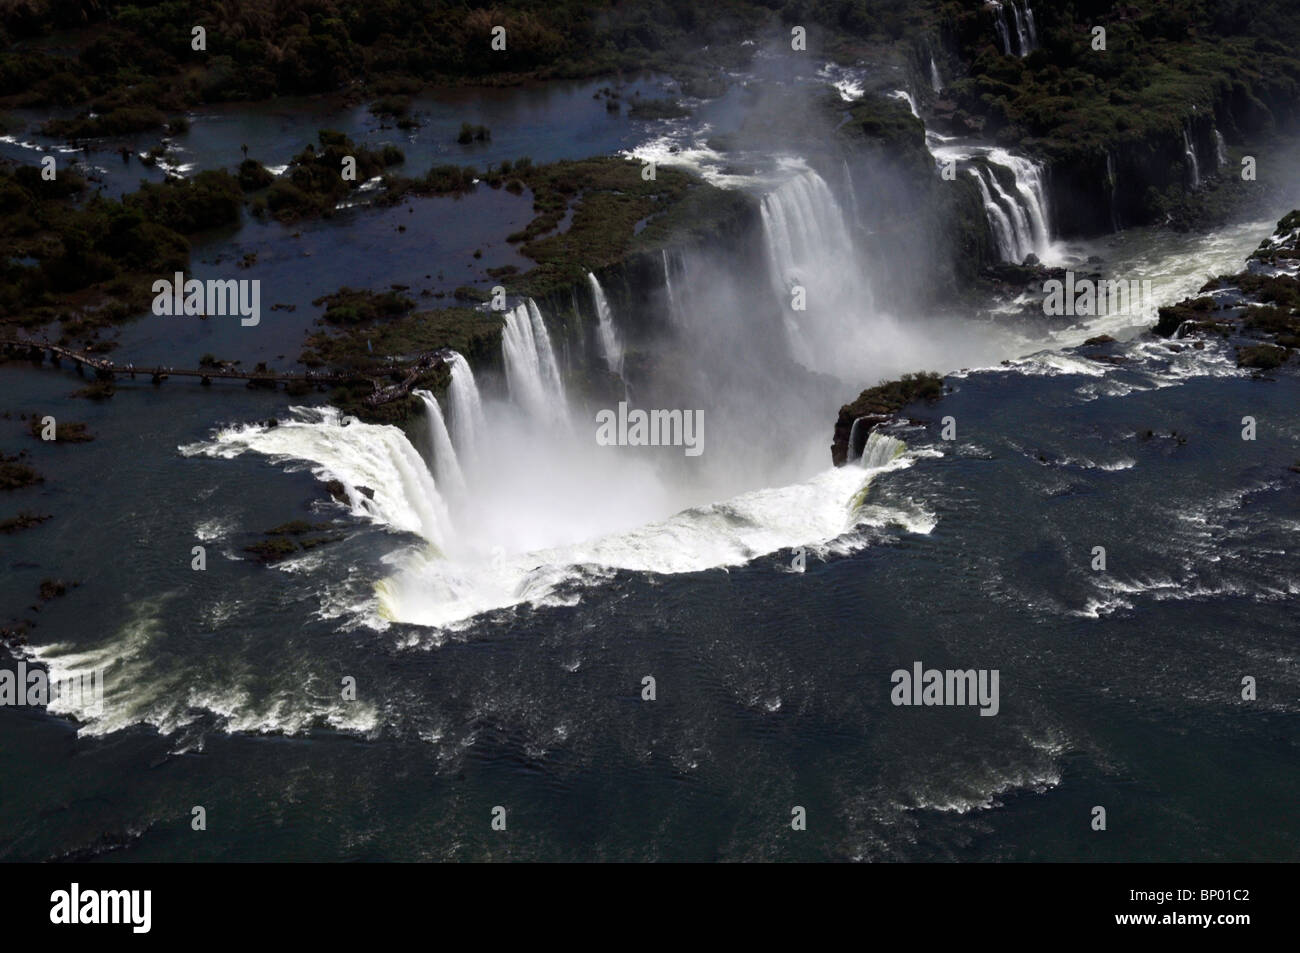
[830,373,945,467]
[1153,209,1300,368]
[832,412,892,468]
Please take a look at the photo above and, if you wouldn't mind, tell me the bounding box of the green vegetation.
[935,1,1300,152]
[28,417,93,441]
[303,292,501,371]
[259,131,404,223]
[299,288,503,422]
[626,98,690,120]
[124,170,243,233]
[457,122,491,144]
[832,372,943,466]
[1237,344,1289,369]
[486,155,752,299]
[370,95,412,119]
[379,164,479,202]
[840,94,930,181]
[0,0,780,115]
[311,153,756,424]
[0,164,247,341]
[72,380,116,400]
[313,288,414,327]
[42,105,169,139]
[840,372,944,420]
[237,159,275,192]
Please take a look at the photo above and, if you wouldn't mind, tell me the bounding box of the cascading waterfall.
[846,430,911,513]
[992,3,1013,55]
[502,299,568,425]
[991,1,1037,57]
[185,408,456,551]
[1010,3,1029,53]
[891,89,920,118]
[446,352,486,467]
[971,168,1019,261]
[1214,128,1228,169]
[986,168,1035,255]
[759,168,862,367]
[989,149,1050,255]
[1183,125,1201,188]
[586,272,625,376]
[859,430,907,469]
[929,57,943,93]
[932,138,1053,264]
[966,149,1052,263]
[415,389,467,503]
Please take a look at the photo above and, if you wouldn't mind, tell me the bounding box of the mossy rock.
[1237,344,1289,369]
[27,418,93,442]
[0,458,43,490]
[0,510,52,533]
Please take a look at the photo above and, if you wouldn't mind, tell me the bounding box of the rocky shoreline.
[1155,210,1300,366]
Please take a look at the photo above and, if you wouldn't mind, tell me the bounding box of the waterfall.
[415,389,466,503]
[970,168,1019,261]
[891,89,920,118]
[992,3,1013,55]
[1214,128,1228,169]
[1183,125,1201,188]
[502,299,568,424]
[860,429,907,469]
[1011,2,1037,55]
[1106,150,1120,231]
[662,249,681,326]
[990,149,1050,256]
[969,156,1052,264]
[985,168,1035,256]
[446,352,486,467]
[186,408,455,550]
[992,2,1037,57]
[586,272,625,376]
[929,57,943,93]
[843,158,863,225]
[1010,2,1030,55]
[759,170,857,300]
[759,168,862,365]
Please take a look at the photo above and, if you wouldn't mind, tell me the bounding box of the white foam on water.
[375,443,932,629]
[181,406,456,552]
